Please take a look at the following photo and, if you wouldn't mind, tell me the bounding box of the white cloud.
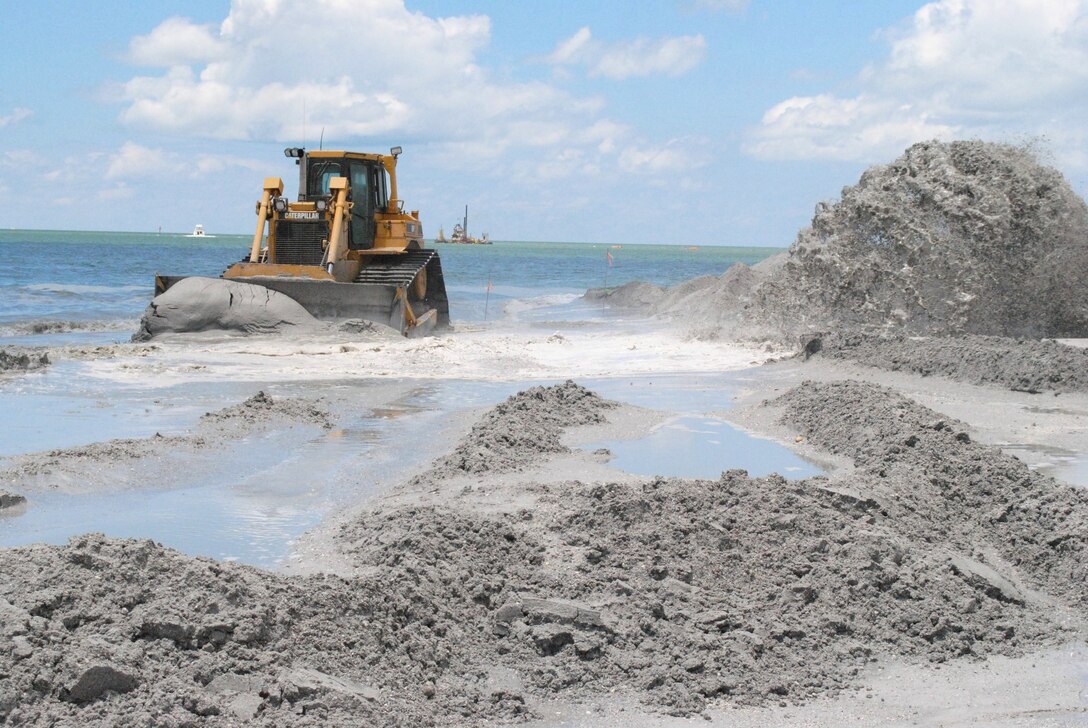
[548,27,707,80]
[0,108,32,128]
[619,138,709,174]
[106,141,262,180]
[128,17,227,67]
[549,27,593,65]
[746,0,1088,167]
[98,183,134,201]
[105,0,726,240]
[595,35,707,80]
[107,142,175,179]
[0,150,39,168]
[747,94,958,161]
[118,0,589,150]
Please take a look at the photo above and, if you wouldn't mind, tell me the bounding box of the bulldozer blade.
[153,250,449,337]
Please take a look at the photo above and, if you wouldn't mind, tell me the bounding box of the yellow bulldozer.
[155,146,449,336]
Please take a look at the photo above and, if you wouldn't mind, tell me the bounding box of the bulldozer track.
[353,250,437,287]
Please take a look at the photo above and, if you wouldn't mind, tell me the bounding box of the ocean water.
[0,229,778,336]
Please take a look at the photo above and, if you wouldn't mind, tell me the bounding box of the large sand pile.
[590,140,1088,344]
[756,140,1088,339]
[133,278,321,340]
[2,382,1085,725]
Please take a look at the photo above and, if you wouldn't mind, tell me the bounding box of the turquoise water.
[0,229,780,332]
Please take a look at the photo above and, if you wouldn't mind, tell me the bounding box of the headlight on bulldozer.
[315,199,328,212]
[273,197,288,212]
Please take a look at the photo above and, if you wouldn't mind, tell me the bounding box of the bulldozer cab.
[301,154,388,250]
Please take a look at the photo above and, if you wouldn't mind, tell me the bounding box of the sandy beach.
[2,139,1087,726]
[2,319,1087,725]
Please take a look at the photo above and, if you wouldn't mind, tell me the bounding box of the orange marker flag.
[606,250,613,267]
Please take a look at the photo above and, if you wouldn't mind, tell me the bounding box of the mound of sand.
[4,381,1084,724]
[590,141,1088,344]
[0,490,26,511]
[802,333,1088,393]
[133,277,322,340]
[0,349,49,373]
[419,380,616,477]
[755,140,1088,339]
[0,535,438,726]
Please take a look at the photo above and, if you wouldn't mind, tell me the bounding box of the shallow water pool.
[1,372,805,568]
[0,382,464,568]
[588,414,823,480]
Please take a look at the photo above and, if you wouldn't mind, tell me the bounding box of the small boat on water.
[440,206,491,245]
[186,224,216,238]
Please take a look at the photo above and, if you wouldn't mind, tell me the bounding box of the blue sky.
[2,0,1086,246]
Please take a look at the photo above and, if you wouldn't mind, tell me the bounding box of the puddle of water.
[0,363,273,457]
[1036,457,1088,489]
[0,372,531,569]
[0,373,794,569]
[588,415,822,480]
[582,373,745,414]
[1,480,322,566]
[0,397,452,568]
[1003,444,1088,489]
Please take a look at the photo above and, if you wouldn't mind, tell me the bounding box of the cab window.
[348,161,375,248]
[375,167,388,209]
[307,160,343,196]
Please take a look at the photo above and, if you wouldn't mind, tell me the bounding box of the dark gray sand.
[800,333,1088,394]
[4,139,1087,725]
[418,381,617,478]
[525,643,1088,727]
[589,140,1088,346]
[591,138,1088,391]
[133,277,323,341]
[2,381,1085,726]
[0,490,27,511]
[0,349,50,374]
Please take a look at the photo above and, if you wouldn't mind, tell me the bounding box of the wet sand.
[3,336,1087,725]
